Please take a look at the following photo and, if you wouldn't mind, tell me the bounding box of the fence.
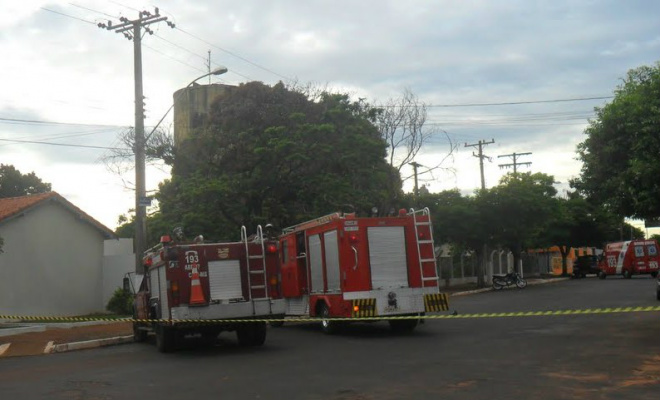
[437,249,552,288]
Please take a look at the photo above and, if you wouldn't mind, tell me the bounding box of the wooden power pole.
[98,8,174,274]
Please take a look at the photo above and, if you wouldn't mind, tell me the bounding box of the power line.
[40,7,95,24]
[153,34,253,81]
[175,27,292,82]
[0,137,127,150]
[68,2,117,19]
[423,96,613,108]
[142,42,207,74]
[107,0,140,13]
[0,117,126,128]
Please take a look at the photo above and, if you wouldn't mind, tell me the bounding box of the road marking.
[0,343,11,356]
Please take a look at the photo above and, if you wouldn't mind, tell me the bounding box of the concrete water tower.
[172,83,235,146]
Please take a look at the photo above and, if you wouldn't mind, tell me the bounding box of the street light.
[145,66,228,142]
[135,66,228,274]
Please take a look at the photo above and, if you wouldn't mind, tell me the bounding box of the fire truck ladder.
[410,208,439,287]
[282,212,344,234]
[241,225,272,315]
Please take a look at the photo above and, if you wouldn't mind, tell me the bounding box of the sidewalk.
[0,321,132,358]
[0,276,570,358]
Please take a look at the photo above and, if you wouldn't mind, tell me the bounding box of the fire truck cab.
[277,208,449,333]
[597,239,660,279]
[133,226,285,352]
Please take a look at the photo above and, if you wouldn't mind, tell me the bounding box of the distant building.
[528,246,602,275]
[0,192,134,317]
[173,83,236,146]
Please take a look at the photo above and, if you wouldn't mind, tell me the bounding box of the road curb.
[50,335,134,354]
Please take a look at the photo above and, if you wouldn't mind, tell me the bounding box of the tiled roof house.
[0,192,124,317]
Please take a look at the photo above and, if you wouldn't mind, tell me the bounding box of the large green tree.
[153,82,399,241]
[573,61,660,220]
[416,189,490,286]
[478,172,559,273]
[0,164,51,198]
[542,193,635,276]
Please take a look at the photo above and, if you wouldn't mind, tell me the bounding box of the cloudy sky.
[1,0,659,234]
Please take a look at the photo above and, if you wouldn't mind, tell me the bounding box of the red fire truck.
[597,239,659,279]
[132,226,285,352]
[276,208,450,333]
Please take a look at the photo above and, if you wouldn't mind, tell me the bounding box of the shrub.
[106,287,133,315]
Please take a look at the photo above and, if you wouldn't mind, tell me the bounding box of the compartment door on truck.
[368,226,408,289]
[208,259,243,301]
[308,231,341,293]
[149,266,169,318]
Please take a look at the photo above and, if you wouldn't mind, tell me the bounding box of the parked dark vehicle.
[573,255,600,278]
[492,271,527,290]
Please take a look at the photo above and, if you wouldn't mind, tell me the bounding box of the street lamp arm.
[144,66,228,142]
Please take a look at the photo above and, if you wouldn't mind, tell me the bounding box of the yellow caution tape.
[2,306,660,325]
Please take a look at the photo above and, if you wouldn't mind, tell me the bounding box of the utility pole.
[498,152,532,175]
[464,139,494,289]
[98,8,174,274]
[207,50,212,84]
[409,161,421,197]
[464,139,495,190]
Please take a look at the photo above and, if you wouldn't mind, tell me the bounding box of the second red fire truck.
[276,208,450,333]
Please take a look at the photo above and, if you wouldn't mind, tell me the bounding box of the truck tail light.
[170,280,180,305]
[348,233,359,243]
[266,243,278,254]
[269,275,280,298]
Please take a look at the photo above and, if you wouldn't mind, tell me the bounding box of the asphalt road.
[1,276,659,400]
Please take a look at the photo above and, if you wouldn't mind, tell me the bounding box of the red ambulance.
[276,208,450,333]
[597,239,659,279]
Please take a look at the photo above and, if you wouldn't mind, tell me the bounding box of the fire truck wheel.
[389,318,418,333]
[319,304,340,335]
[201,331,219,346]
[236,322,267,346]
[155,325,176,353]
[133,323,148,342]
[623,270,632,279]
[598,271,606,280]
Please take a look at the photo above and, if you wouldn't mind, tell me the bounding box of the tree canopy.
[477,172,559,268]
[573,61,660,220]
[151,81,400,241]
[0,164,51,198]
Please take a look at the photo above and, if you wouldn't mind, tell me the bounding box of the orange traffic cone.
[189,263,206,306]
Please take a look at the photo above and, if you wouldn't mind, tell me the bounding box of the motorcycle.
[492,271,527,290]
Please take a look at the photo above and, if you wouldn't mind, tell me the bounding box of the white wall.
[102,238,135,307]
[0,202,106,317]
